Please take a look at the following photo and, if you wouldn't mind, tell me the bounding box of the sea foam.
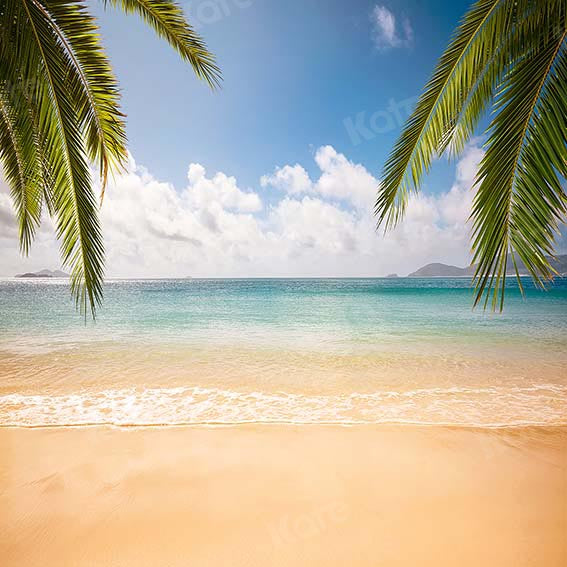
[2,384,566,428]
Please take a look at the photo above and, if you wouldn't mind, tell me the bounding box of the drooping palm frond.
[103,0,221,88]
[376,0,567,309]
[0,0,219,316]
[442,1,553,157]
[10,0,108,314]
[44,0,128,191]
[376,0,519,228]
[0,83,43,253]
[472,20,567,309]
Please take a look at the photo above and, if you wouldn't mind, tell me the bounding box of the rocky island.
[15,269,70,278]
[408,255,567,277]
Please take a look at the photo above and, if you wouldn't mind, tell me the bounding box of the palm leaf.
[36,0,128,192]
[0,0,220,317]
[17,0,106,315]
[441,4,540,156]
[376,0,522,229]
[103,0,221,88]
[472,19,567,308]
[0,86,43,252]
[377,0,567,309]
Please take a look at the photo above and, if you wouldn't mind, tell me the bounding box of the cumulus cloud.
[371,5,413,50]
[313,146,377,209]
[186,163,261,213]
[261,146,377,210]
[0,144,483,278]
[260,164,311,195]
[270,196,359,256]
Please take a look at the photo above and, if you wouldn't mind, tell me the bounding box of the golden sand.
[0,425,565,566]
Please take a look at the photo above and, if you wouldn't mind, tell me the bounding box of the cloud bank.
[0,144,483,278]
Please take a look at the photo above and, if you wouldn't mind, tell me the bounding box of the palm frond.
[0,86,42,252]
[1,0,220,317]
[103,0,221,88]
[376,0,522,229]
[36,0,128,192]
[472,20,567,308]
[378,0,567,309]
[17,0,106,315]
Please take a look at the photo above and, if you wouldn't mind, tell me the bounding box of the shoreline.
[1,421,567,430]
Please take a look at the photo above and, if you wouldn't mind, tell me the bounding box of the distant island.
[408,263,474,277]
[385,273,399,278]
[408,255,567,278]
[15,269,70,278]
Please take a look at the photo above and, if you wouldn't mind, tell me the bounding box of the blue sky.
[92,0,469,194]
[2,0,499,278]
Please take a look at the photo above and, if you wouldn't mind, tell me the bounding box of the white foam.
[1,384,566,428]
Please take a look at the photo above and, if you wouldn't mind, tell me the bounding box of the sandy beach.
[3,0,567,563]
[1,424,565,566]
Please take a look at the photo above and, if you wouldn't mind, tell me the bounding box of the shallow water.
[1,277,566,427]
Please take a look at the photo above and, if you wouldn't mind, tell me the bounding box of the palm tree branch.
[103,0,221,88]
[20,74,56,214]
[0,94,27,198]
[509,42,567,283]
[471,26,567,309]
[0,81,42,252]
[376,0,512,230]
[32,0,127,194]
[444,0,567,158]
[438,12,533,157]
[21,0,105,315]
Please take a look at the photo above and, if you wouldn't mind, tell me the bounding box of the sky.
[1,0,507,278]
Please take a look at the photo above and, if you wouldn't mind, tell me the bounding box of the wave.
[1,384,566,428]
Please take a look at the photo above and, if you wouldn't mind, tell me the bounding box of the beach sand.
[0,425,565,566]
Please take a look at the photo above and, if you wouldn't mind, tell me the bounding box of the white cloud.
[371,5,413,50]
[270,196,358,256]
[438,144,483,228]
[260,164,311,195]
[313,145,377,209]
[186,163,262,213]
[260,145,377,210]
[0,144,483,278]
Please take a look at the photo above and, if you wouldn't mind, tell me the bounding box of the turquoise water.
[1,277,566,427]
[1,277,567,347]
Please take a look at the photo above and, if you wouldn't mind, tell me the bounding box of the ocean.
[1,277,566,428]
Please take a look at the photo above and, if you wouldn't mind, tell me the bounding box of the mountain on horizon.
[408,255,567,278]
[15,269,70,278]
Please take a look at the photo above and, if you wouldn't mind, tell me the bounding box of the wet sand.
[0,425,565,566]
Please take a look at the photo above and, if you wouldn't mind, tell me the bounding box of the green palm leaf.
[377,0,567,309]
[41,0,128,190]
[472,24,567,309]
[104,0,221,88]
[0,86,43,253]
[0,0,220,316]
[376,0,519,229]
[18,0,106,315]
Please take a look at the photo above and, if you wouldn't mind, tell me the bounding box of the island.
[408,255,567,277]
[15,269,70,278]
